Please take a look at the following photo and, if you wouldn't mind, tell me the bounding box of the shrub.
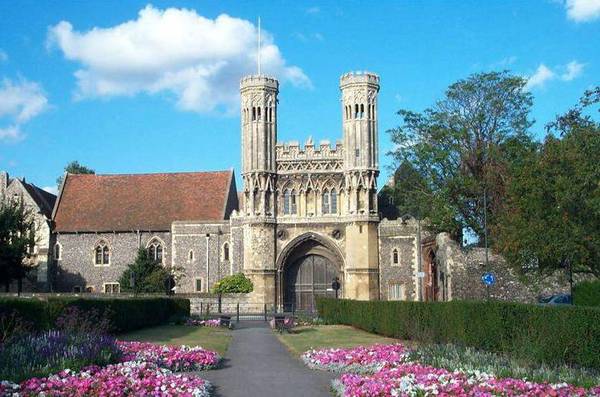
[574,280,600,307]
[316,298,600,369]
[212,273,253,294]
[0,330,120,382]
[0,297,190,333]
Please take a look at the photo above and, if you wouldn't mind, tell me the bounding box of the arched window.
[189,250,194,261]
[94,241,110,265]
[330,188,338,214]
[360,104,364,119]
[147,239,164,263]
[53,243,61,260]
[322,189,330,214]
[392,249,399,266]
[252,107,256,121]
[355,104,359,119]
[257,106,262,121]
[223,243,230,261]
[283,189,297,215]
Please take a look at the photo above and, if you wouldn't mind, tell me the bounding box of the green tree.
[119,248,171,293]
[388,71,536,242]
[212,273,253,294]
[56,161,95,187]
[378,161,431,220]
[0,198,36,292]
[496,88,600,277]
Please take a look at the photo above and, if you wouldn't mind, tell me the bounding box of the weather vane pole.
[257,17,261,75]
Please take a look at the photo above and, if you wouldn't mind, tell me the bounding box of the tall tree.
[378,161,431,220]
[56,161,95,187]
[496,87,600,277]
[119,248,170,294]
[388,71,536,242]
[0,198,36,292]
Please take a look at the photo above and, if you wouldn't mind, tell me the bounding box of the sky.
[0,0,599,194]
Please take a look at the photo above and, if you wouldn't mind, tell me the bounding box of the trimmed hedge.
[574,280,600,307]
[316,298,600,369]
[0,297,190,333]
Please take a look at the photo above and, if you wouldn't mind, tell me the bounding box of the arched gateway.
[276,233,343,312]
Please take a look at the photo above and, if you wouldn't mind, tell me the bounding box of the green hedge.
[0,297,190,333]
[316,298,600,369]
[574,280,600,307]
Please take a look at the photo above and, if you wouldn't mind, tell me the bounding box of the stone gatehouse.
[17,70,565,307]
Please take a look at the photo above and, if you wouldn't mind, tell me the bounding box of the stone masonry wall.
[436,233,574,303]
[54,231,170,293]
[378,219,420,301]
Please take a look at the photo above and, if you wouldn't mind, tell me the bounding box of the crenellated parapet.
[276,138,344,174]
[276,139,343,160]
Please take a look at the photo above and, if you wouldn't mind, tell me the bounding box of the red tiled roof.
[53,170,235,232]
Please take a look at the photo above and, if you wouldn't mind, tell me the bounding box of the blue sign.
[481,272,496,286]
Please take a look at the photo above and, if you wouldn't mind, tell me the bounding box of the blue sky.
[1,0,599,193]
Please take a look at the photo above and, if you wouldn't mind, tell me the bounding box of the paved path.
[201,321,336,397]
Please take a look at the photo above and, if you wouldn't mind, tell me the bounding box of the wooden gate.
[283,254,339,312]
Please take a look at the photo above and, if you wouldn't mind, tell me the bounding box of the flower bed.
[118,341,221,371]
[0,330,120,382]
[186,318,222,327]
[1,361,211,397]
[333,364,600,397]
[303,344,600,396]
[302,344,408,374]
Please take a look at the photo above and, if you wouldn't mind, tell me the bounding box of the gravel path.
[201,321,336,397]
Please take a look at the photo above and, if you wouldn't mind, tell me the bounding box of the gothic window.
[147,239,164,263]
[94,241,110,266]
[331,188,338,214]
[322,189,330,214]
[355,104,359,119]
[223,243,230,261]
[283,189,297,215]
[252,107,256,121]
[53,243,61,260]
[392,249,399,265]
[257,106,262,121]
[360,104,365,119]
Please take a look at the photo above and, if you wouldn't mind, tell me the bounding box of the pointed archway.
[276,233,344,312]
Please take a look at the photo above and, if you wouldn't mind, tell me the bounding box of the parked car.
[538,294,572,305]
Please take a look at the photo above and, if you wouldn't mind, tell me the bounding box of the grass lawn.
[119,325,232,355]
[277,325,399,356]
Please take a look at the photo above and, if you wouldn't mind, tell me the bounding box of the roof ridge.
[69,170,231,177]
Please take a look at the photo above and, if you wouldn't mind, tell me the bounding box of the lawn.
[277,325,399,356]
[119,325,232,355]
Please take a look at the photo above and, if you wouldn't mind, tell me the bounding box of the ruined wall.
[436,233,573,303]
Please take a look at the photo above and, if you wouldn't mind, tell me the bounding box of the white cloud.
[525,64,556,90]
[525,60,586,90]
[306,6,320,14]
[566,0,600,22]
[42,185,59,195]
[0,78,49,142]
[0,125,24,142]
[0,50,7,62]
[47,5,310,113]
[561,60,585,80]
